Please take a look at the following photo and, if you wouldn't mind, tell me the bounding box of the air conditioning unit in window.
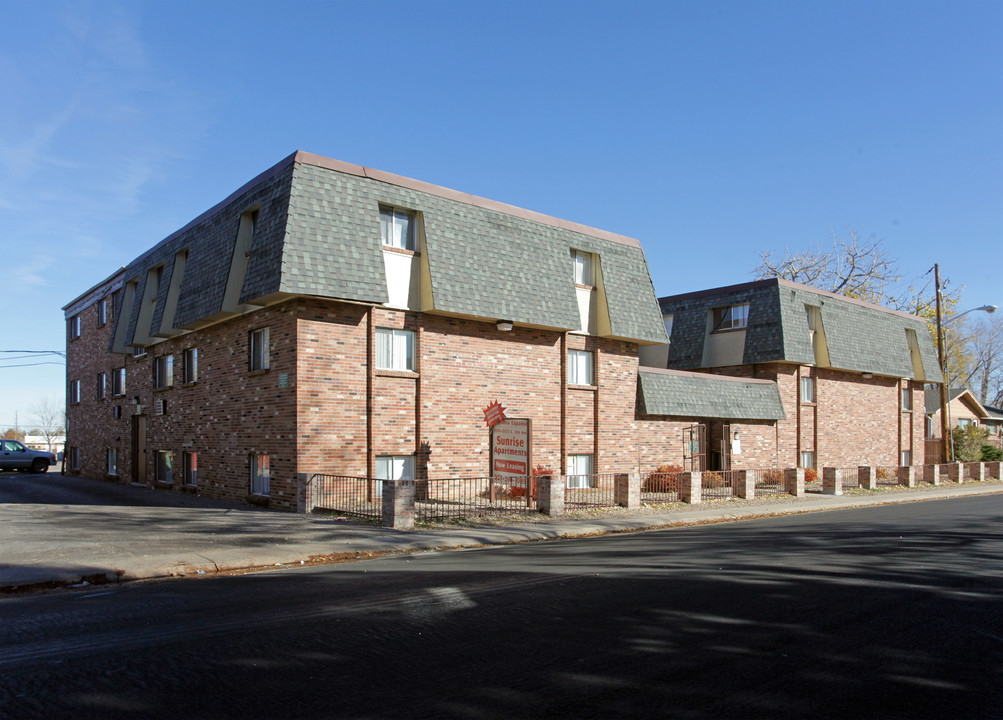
[155,399,167,416]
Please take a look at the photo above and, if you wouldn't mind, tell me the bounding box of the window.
[154,355,174,389]
[98,299,108,326]
[663,314,674,340]
[800,451,816,469]
[184,348,198,383]
[901,387,912,411]
[249,328,270,371]
[375,328,415,371]
[568,349,594,385]
[375,454,415,496]
[156,451,173,484]
[566,454,594,489]
[926,416,934,438]
[183,452,198,486]
[900,450,912,466]
[250,454,270,495]
[69,315,81,339]
[800,375,815,403]
[113,405,122,419]
[112,368,126,396]
[96,372,107,400]
[957,418,975,428]
[380,205,416,251]
[133,346,147,358]
[70,447,80,471]
[572,250,593,285]
[70,380,80,404]
[712,303,749,332]
[107,448,118,476]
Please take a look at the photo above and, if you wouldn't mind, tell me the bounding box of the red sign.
[483,400,508,428]
[491,418,530,479]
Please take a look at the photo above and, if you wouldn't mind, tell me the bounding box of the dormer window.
[712,303,749,332]
[572,250,593,285]
[380,205,415,251]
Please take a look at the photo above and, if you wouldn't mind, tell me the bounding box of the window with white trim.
[154,355,174,389]
[800,451,816,469]
[901,387,912,411]
[375,454,415,497]
[566,453,594,489]
[70,380,80,404]
[375,328,415,371]
[183,451,198,486]
[96,372,106,400]
[567,349,593,385]
[712,303,749,332]
[249,328,270,371]
[250,454,270,495]
[133,346,147,358]
[184,348,198,383]
[572,250,593,285]
[156,450,173,484]
[957,418,976,428]
[112,368,126,396]
[69,315,81,339]
[800,375,815,403]
[380,206,416,251]
[98,299,108,326]
[107,448,118,476]
[900,450,912,466]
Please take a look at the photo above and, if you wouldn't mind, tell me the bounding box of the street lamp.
[934,265,997,463]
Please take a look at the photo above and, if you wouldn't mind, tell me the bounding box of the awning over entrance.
[638,368,786,420]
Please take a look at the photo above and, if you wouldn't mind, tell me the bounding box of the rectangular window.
[112,368,126,396]
[572,250,593,285]
[249,328,270,371]
[957,418,975,428]
[712,303,750,332]
[380,205,416,251]
[375,328,415,371]
[250,454,270,495]
[70,447,80,471]
[800,375,815,403]
[900,450,912,466]
[663,314,674,339]
[184,348,198,383]
[69,315,81,339]
[107,448,118,476]
[113,405,122,419]
[901,387,912,411]
[566,454,594,489]
[183,451,198,486]
[96,372,107,400]
[156,450,173,484]
[154,355,174,389]
[800,451,816,469]
[98,299,108,326]
[70,380,80,404]
[375,454,415,497]
[926,416,934,438]
[567,349,594,385]
[133,346,147,358]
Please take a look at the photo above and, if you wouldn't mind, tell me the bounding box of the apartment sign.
[491,418,531,479]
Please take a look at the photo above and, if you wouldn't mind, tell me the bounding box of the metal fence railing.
[640,469,681,504]
[832,467,861,490]
[754,468,787,496]
[875,466,900,487]
[564,473,620,510]
[308,475,383,520]
[701,470,733,500]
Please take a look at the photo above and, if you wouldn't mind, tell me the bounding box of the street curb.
[3,484,1001,595]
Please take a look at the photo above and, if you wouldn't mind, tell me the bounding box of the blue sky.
[1,0,1000,430]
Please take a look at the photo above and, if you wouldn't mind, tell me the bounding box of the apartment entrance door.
[131,414,147,484]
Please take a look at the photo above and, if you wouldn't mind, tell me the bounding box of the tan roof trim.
[294,151,641,248]
[638,367,777,386]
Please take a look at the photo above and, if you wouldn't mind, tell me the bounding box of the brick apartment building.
[63,152,940,509]
[646,278,943,470]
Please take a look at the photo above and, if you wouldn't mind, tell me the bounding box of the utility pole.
[935,264,950,463]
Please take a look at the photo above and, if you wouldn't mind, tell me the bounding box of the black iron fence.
[307,474,383,520]
[413,476,538,523]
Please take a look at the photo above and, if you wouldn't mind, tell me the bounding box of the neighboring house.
[984,405,1003,448]
[646,278,943,469]
[924,387,990,437]
[64,151,702,509]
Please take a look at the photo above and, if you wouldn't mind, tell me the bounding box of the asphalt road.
[2,494,1000,719]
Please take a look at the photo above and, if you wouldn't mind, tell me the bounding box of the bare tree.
[964,314,1003,407]
[31,397,65,453]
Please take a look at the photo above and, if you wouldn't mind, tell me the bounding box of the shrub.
[952,425,990,462]
[702,471,724,488]
[981,444,1003,462]
[875,467,889,481]
[762,469,784,484]
[802,467,818,483]
[643,464,683,492]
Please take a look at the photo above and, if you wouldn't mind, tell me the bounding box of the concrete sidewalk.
[2,480,1001,593]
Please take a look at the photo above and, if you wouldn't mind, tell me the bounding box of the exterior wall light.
[862,373,873,379]
[496,321,513,332]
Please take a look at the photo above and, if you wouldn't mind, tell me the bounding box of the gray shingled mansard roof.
[658,278,943,382]
[638,368,786,421]
[65,151,667,349]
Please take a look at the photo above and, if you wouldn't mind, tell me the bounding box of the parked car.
[0,439,57,473]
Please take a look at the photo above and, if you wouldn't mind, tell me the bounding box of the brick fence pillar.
[678,471,701,504]
[537,474,565,516]
[858,466,877,490]
[615,473,640,509]
[296,472,315,514]
[822,467,842,496]
[898,466,916,488]
[945,462,962,483]
[966,462,985,482]
[986,461,1002,480]
[732,470,754,499]
[785,467,805,497]
[923,464,941,486]
[382,480,415,530]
